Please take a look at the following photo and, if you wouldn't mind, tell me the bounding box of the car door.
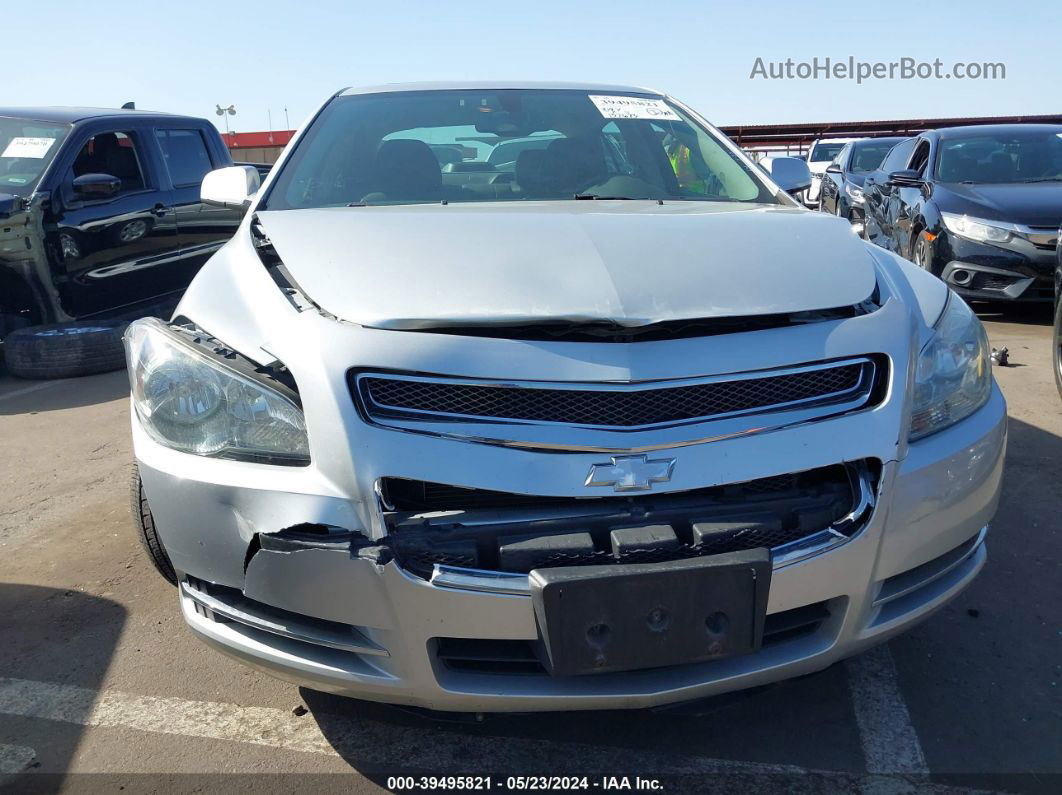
[48,122,181,318]
[154,127,242,277]
[820,144,848,214]
[890,138,932,259]
[864,138,916,247]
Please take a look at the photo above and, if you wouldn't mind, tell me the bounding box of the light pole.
[215,104,236,136]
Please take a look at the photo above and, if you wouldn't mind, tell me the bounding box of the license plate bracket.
[530,550,771,676]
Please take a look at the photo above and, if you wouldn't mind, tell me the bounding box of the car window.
[909,140,931,175]
[849,140,902,173]
[71,131,147,194]
[935,129,1062,184]
[879,139,917,174]
[0,117,71,196]
[833,144,850,167]
[263,89,777,209]
[809,142,845,162]
[156,129,214,187]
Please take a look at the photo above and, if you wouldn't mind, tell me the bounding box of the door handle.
[151,203,169,217]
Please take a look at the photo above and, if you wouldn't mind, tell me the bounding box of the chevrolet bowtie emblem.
[585,454,676,492]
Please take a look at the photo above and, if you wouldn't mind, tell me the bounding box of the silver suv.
[124,83,1005,711]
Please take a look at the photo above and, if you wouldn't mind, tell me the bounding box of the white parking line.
[0,379,69,404]
[0,674,989,789]
[845,645,929,775]
[0,743,37,775]
[0,675,807,775]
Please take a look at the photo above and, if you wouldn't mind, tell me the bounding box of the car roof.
[338,81,663,97]
[852,136,908,146]
[932,123,1062,138]
[0,106,203,124]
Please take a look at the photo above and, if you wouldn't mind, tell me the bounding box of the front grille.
[435,601,831,676]
[385,462,876,575]
[355,358,876,430]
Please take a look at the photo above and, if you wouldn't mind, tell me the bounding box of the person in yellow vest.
[665,134,706,194]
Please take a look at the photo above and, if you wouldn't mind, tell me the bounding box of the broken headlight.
[124,318,310,465]
[908,295,991,441]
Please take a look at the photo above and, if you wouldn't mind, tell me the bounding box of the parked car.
[1055,228,1061,398]
[862,124,1062,302]
[125,83,1004,712]
[803,137,859,207]
[819,136,909,233]
[0,107,246,378]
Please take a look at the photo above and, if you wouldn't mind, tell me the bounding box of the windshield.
[0,117,71,196]
[263,89,777,209]
[850,140,903,173]
[809,142,846,162]
[936,129,1062,183]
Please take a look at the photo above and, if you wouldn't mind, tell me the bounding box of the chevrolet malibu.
[124,83,1005,711]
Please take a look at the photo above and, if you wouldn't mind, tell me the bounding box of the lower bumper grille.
[386,462,877,576]
[435,601,831,676]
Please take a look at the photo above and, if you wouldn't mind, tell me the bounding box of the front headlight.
[844,182,864,203]
[124,318,310,465]
[909,295,992,441]
[940,212,1013,244]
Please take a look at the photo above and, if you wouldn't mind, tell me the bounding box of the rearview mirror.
[887,169,923,187]
[201,165,261,210]
[73,173,121,200]
[825,162,843,174]
[768,156,813,194]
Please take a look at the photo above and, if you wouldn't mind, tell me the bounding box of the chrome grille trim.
[354,357,878,433]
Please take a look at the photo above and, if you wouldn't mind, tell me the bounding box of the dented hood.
[256,202,876,330]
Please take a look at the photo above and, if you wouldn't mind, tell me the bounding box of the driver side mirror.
[73,173,121,200]
[825,162,843,174]
[768,156,813,194]
[201,165,261,210]
[887,169,923,187]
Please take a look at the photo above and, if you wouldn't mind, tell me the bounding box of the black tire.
[1053,296,1062,401]
[130,464,177,585]
[912,230,936,274]
[3,320,127,379]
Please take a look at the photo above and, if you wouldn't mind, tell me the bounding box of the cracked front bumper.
[134,377,1005,712]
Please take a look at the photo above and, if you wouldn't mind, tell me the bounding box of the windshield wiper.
[573,193,653,201]
[1021,176,1062,183]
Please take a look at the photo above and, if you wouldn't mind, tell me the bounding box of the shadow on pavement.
[974,300,1053,327]
[0,584,126,787]
[301,662,865,787]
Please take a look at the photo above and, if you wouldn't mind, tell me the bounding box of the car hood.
[256,202,877,330]
[935,182,1062,227]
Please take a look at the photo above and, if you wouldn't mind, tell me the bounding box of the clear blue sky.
[9,0,1060,133]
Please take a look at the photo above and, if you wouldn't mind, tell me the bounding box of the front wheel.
[1053,296,1062,400]
[913,230,936,274]
[130,464,178,586]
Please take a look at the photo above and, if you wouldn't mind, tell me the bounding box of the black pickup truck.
[0,107,263,378]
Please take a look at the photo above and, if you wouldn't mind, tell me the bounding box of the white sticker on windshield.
[589,95,681,121]
[1,137,57,159]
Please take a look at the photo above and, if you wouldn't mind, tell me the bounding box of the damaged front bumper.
[134,377,1005,711]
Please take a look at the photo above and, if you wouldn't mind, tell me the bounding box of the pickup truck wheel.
[130,464,177,586]
[2,321,127,379]
[1053,296,1062,400]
